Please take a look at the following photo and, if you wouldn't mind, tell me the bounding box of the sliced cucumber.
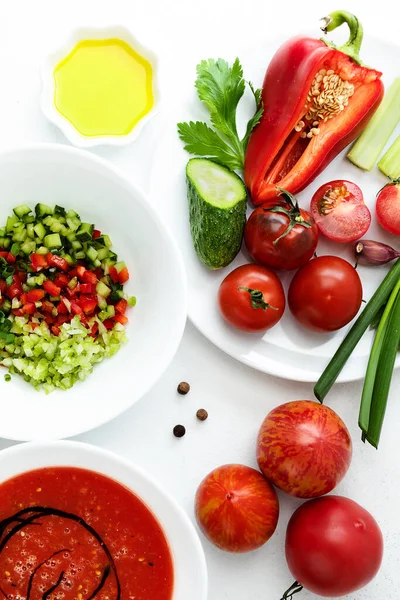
[76,222,94,241]
[96,281,111,297]
[34,222,46,240]
[86,246,98,262]
[44,233,62,248]
[6,215,19,233]
[186,158,247,269]
[35,203,53,218]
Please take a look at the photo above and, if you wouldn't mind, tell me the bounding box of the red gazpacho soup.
[0,467,174,599]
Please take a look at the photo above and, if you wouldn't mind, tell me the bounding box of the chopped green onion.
[359,278,400,436]
[366,289,400,448]
[347,78,400,170]
[314,258,400,402]
[378,134,400,179]
[4,373,11,382]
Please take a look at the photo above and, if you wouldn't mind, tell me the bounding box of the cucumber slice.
[86,246,98,262]
[13,204,31,218]
[96,281,111,297]
[26,223,35,239]
[97,234,113,248]
[186,158,247,269]
[44,233,62,248]
[6,215,19,232]
[21,240,36,255]
[97,247,109,260]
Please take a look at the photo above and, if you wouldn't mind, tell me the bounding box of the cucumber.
[186,158,247,269]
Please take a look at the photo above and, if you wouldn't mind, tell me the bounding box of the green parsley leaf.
[177,121,243,171]
[177,57,263,171]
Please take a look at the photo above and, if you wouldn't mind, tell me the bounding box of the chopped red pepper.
[114,313,129,325]
[118,267,129,284]
[244,11,384,203]
[54,273,70,289]
[93,229,101,239]
[95,267,103,280]
[79,296,97,315]
[6,282,22,299]
[44,313,55,325]
[47,253,69,271]
[6,253,16,264]
[26,289,45,303]
[115,299,127,314]
[103,318,115,330]
[80,283,94,294]
[51,325,61,336]
[20,293,27,305]
[41,300,55,313]
[0,251,8,259]
[90,321,99,337]
[16,271,27,283]
[71,302,83,315]
[57,299,69,314]
[12,308,24,316]
[82,270,98,285]
[76,266,87,280]
[22,302,36,315]
[43,280,61,297]
[109,266,119,283]
[30,253,48,271]
[0,279,6,294]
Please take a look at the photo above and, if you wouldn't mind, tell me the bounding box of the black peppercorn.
[196,408,208,421]
[173,424,186,437]
[177,381,190,395]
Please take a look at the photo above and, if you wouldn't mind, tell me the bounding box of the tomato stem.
[238,287,278,311]
[279,580,303,600]
[268,188,312,245]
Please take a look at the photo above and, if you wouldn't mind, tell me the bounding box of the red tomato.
[30,253,48,271]
[257,401,352,498]
[118,266,130,284]
[115,299,128,314]
[284,496,383,597]
[26,289,46,303]
[310,180,371,242]
[376,180,400,235]
[43,280,61,297]
[218,264,285,332]
[109,265,119,283]
[288,256,362,332]
[195,464,279,553]
[81,270,98,285]
[244,190,318,271]
[47,253,69,272]
[114,313,129,325]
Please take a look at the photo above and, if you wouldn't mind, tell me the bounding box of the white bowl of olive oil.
[41,26,160,148]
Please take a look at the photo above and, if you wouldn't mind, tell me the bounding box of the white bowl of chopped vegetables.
[0,144,186,440]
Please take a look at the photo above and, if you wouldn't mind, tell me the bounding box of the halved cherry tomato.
[26,289,45,303]
[218,264,285,332]
[22,302,36,315]
[117,266,129,284]
[376,180,400,235]
[115,299,127,314]
[310,180,371,243]
[47,253,69,271]
[114,313,129,325]
[43,280,61,297]
[30,253,48,271]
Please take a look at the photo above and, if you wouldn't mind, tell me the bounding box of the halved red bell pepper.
[244,11,384,204]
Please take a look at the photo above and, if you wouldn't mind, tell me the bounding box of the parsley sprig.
[177,58,263,171]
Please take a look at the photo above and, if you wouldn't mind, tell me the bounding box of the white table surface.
[1,1,400,599]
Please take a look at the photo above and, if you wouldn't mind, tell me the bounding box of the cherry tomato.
[310,180,371,243]
[244,190,318,271]
[288,256,362,332]
[218,264,285,332]
[257,401,352,498]
[195,464,279,553]
[284,495,383,597]
[376,179,400,235]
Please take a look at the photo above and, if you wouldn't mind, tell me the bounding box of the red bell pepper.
[117,266,129,284]
[114,313,128,325]
[109,266,119,283]
[26,289,45,303]
[244,11,384,204]
[81,270,98,285]
[30,253,48,271]
[115,299,127,314]
[54,273,70,289]
[79,295,97,315]
[22,302,36,315]
[47,253,69,272]
[0,279,6,294]
[43,280,61,297]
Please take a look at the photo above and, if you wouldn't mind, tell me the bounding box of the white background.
[1,1,400,599]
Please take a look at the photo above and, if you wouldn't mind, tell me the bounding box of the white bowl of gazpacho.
[0,440,207,600]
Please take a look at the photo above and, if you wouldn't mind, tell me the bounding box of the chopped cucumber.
[44,233,62,248]
[86,246,98,262]
[21,241,36,255]
[6,215,19,232]
[54,205,66,216]
[96,281,111,297]
[26,223,35,239]
[34,222,46,240]
[36,246,49,255]
[114,261,126,273]
[35,203,53,217]
[76,222,94,241]
[97,247,109,260]
[13,204,31,219]
[97,234,113,248]
[71,240,82,251]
